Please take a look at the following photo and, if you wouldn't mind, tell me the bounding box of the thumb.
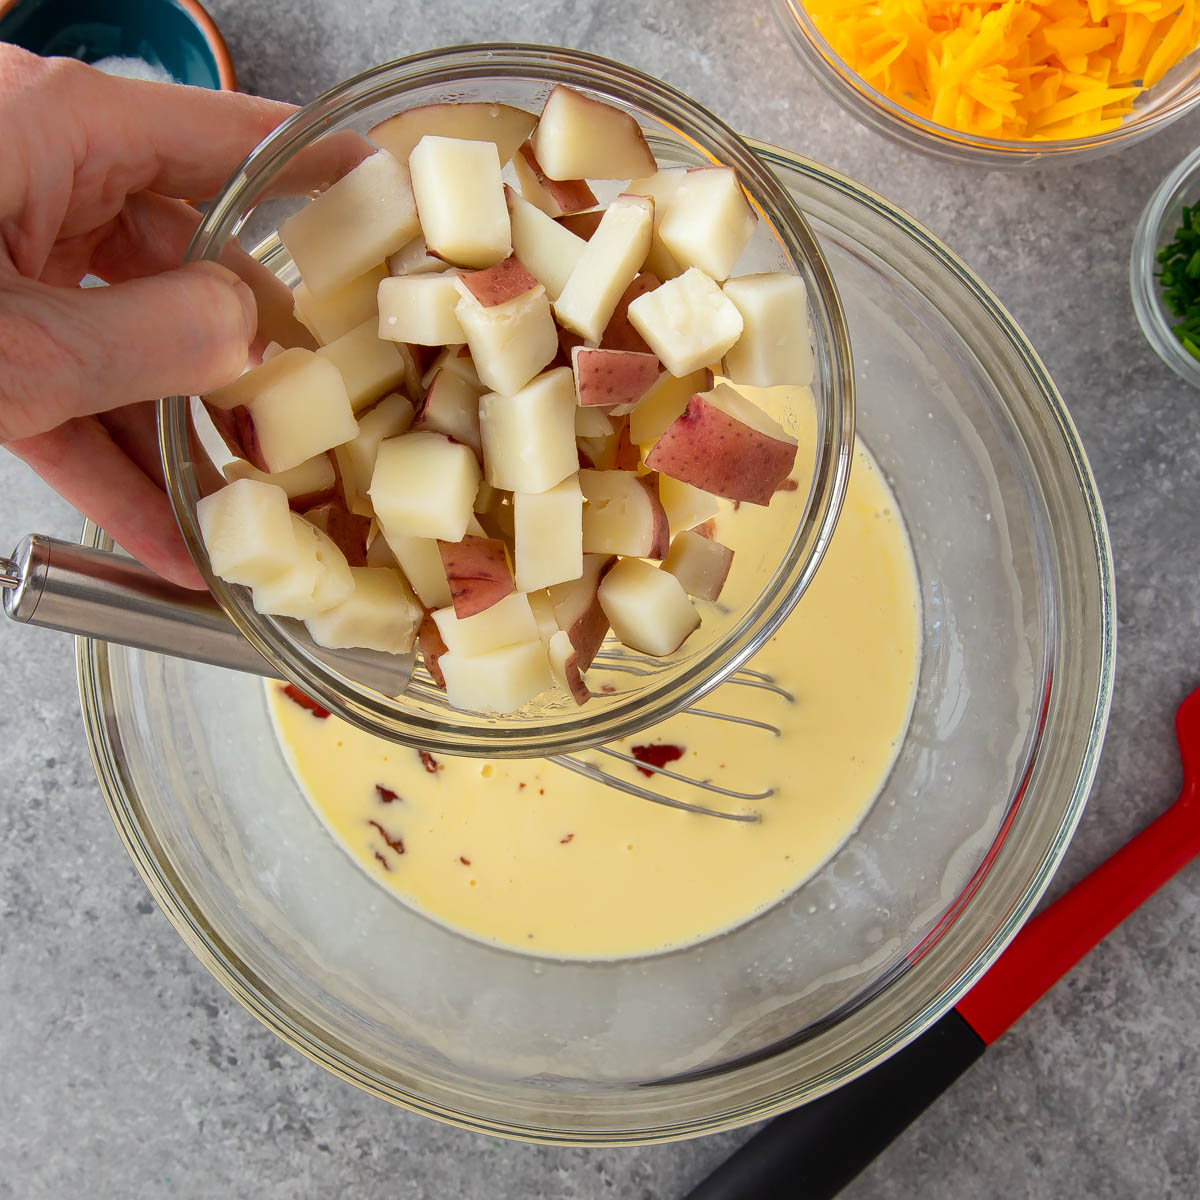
[0,261,257,443]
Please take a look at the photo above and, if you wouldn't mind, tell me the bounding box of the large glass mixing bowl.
[81,142,1114,1142]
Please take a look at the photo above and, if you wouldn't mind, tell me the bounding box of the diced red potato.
[579,469,669,559]
[437,534,516,619]
[421,343,483,392]
[382,532,451,609]
[553,194,654,343]
[242,353,358,473]
[628,366,714,448]
[339,393,417,511]
[279,150,420,299]
[571,346,661,409]
[304,566,423,657]
[505,186,587,300]
[627,267,744,378]
[376,274,466,345]
[555,209,605,239]
[387,233,447,277]
[662,529,734,602]
[432,591,539,656]
[457,255,542,308]
[196,478,299,588]
[645,382,798,506]
[721,273,813,388]
[409,136,511,269]
[478,367,578,494]
[575,406,615,439]
[531,85,657,181]
[440,639,554,713]
[222,453,338,511]
[417,613,449,688]
[303,502,373,568]
[511,141,598,218]
[368,101,537,166]
[659,166,757,282]
[454,271,558,398]
[599,273,660,356]
[548,629,590,705]
[597,557,700,657]
[232,405,269,473]
[513,475,584,592]
[316,318,416,412]
[251,513,355,619]
[625,169,686,280]
[412,369,482,458]
[612,419,641,471]
[370,430,482,543]
[547,554,614,669]
[658,474,719,532]
[204,346,311,412]
[293,263,388,345]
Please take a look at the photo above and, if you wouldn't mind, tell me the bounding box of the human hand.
[0,46,297,587]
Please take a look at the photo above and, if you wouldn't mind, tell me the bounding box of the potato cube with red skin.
[659,167,757,282]
[553,195,654,344]
[382,532,451,609]
[478,368,578,494]
[431,591,539,657]
[243,353,358,473]
[512,141,598,218]
[629,366,714,448]
[598,557,700,657]
[599,273,659,356]
[412,369,482,458]
[437,534,515,619]
[645,382,797,506]
[454,263,558,398]
[303,502,372,567]
[316,318,415,413]
[370,430,481,543]
[205,347,311,412]
[662,529,734,602]
[627,268,743,378]
[418,613,450,689]
[377,274,466,346]
[293,263,388,346]
[658,474,718,532]
[532,85,657,181]
[505,185,587,300]
[721,273,813,388]
[439,639,554,713]
[513,475,584,592]
[547,553,613,669]
[369,102,536,166]
[304,567,423,656]
[548,629,590,705]
[571,346,661,409]
[280,150,420,299]
[197,478,298,588]
[340,393,416,506]
[612,419,642,471]
[387,234,446,277]
[222,453,338,510]
[409,136,510,269]
[251,513,355,619]
[579,469,669,559]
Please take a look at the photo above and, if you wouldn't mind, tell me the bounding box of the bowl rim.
[770,0,1200,162]
[1130,142,1200,388]
[81,137,1116,1144]
[159,44,856,759]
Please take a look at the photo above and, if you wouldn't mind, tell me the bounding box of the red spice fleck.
[418,749,440,773]
[368,820,405,855]
[630,743,686,777]
[375,784,399,804]
[692,519,717,539]
[560,834,574,844]
[373,851,391,871]
[280,684,330,719]
[775,478,799,492]
[459,856,471,866]
[518,782,527,791]
[600,682,617,694]
[538,788,544,795]
[731,500,741,512]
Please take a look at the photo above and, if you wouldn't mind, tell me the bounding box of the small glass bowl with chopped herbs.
[1132,144,1200,387]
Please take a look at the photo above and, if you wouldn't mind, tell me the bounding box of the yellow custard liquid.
[269,438,921,960]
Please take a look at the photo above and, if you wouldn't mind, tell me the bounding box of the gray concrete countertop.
[3,2,1199,1196]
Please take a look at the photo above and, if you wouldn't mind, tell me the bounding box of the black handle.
[684,1008,986,1200]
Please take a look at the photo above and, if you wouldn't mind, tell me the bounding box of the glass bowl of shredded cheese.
[772,0,1200,164]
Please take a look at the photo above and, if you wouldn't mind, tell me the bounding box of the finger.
[99,401,164,489]
[0,262,255,442]
[8,417,206,589]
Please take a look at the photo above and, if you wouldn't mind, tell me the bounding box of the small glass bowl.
[771,0,1200,167]
[1131,143,1200,387]
[160,45,853,759]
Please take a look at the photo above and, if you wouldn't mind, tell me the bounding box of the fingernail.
[233,281,258,342]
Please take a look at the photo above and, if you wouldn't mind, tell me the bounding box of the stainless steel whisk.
[3,534,787,822]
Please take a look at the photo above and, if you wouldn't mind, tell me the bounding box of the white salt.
[91,55,176,84]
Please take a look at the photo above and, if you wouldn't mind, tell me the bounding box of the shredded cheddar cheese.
[802,0,1200,139]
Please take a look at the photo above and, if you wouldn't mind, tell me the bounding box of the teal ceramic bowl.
[0,0,235,90]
